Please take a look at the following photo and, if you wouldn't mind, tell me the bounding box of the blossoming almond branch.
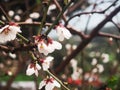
[0,1,72,90]
[0,20,72,90]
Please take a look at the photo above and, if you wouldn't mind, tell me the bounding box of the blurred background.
[0,0,120,90]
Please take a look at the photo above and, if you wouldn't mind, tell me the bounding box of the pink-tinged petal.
[39,80,46,89]
[42,56,53,71]
[52,41,62,50]
[56,26,62,35]
[42,63,49,71]
[9,26,21,33]
[34,70,39,76]
[62,28,72,39]
[26,67,35,76]
[0,25,21,43]
[37,43,49,55]
[45,83,54,90]
[58,33,64,41]
[0,25,9,33]
[46,56,54,62]
[36,63,41,70]
[53,80,61,88]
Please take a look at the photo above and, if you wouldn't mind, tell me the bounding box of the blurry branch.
[53,0,66,21]
[98,32,120,39]
[110,20,120,33]
[0,5,11,22]
[45,1,73,35]
[17,22,52,26]
[67,26,88,39]
[55,5,120,74]
[46,70,70,90]
[84,3,97,34]
[38,0,51,34]
[0,44,36,53]
[66,0,119,25]
[66,0,85,15]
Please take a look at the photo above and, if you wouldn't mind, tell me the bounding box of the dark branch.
[55,5,120,74]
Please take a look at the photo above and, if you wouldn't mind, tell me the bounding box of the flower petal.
[45,83,54,90]
[39,80,46,89]
[53,80,61,88]
[26,66,35,76]
[52,41,62,50]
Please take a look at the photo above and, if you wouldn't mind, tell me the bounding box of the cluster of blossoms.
[25,24,72,90]
[0,21,71,90]
[0,21,72,89]
[0,22,21,43]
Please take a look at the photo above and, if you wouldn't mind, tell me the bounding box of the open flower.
[56,24,72,41]
[35,35,62,55]
[39,77,61,90]
[0,22,21,43]
[26,62,41,76]
[39,56,54,71]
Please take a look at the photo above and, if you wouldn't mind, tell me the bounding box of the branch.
[66,0,85,15]
[66,0,118,26]
[55,5,120,74]
[17,22,52,26]
[0,44,36,53]
[98,32,120,39]
[53,0,66,21]
[45,1,73,35]
[67,26,88,39]
[110,20,120,33]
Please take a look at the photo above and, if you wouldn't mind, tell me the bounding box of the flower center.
[40,43,44,49]
[45,78,54,84]
[2,28,10,35]
[30,63,37,70]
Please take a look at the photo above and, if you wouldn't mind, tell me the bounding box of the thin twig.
[55,5,120,74]
[0,6,11,22]
[98,32,120,39]
[45,1,73,35]
[65,0,119,26]
[53,0,66,21]
[38,0,52,34]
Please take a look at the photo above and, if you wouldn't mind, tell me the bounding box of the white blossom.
[0,23,21,43]
[26,63,41,76]
[40,56,54,71]
[39,77,61,90]
[8,10,14,17]
[14,15,21,21]
[96,64,104,73]
[101,53,109,63]
[30,12,40,19]
[91,58,97,66]
[35,35,62,55]
[56,24,72,41]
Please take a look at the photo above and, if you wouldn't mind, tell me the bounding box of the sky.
[68,0,120,31]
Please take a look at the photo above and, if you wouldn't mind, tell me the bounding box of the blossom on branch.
[39,77,61,90]
[26,62,41,76]
[34,35,62,55]
[39,56,54,71]
[56,24,72,41]
[0,22,21,43]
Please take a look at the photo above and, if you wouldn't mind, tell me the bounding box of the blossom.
[35,35,62,55]
[0,22,21,43]
[101,53,109,63]
[39,56,54,71]
[56,24,72,41]
[39,77,60,90]
[26,63,41,76]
